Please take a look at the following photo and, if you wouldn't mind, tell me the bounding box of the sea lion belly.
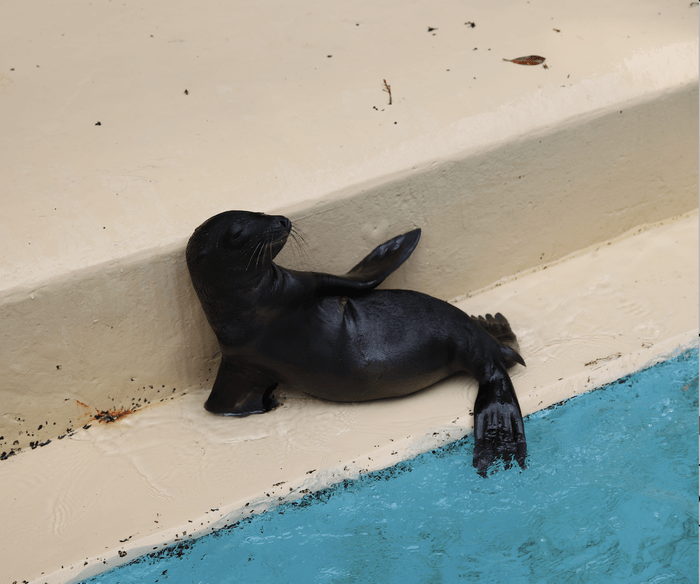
[257,290,473,402]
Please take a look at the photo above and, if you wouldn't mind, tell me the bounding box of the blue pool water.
[81,349,698,583]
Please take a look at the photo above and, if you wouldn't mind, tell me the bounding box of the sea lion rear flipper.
[205,358,279,416]
[316,228,421,295]
[471,313,525,366]
[472,365,527,477]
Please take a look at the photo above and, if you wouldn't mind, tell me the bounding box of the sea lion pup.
[186,210,527,474]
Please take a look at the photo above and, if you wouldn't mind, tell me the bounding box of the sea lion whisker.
[287,230,311,269]
[257,239,273,271]
[254,242,265,271]
[246,241,264,272]
[252,240,270,272]
[290,224,307,244]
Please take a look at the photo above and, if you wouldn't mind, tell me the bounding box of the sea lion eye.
[225,226,245,247]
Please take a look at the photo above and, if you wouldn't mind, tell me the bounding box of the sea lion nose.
[278,217,292,231]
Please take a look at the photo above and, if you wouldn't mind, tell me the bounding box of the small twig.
[503,55,546,66]
[383,79,392,105]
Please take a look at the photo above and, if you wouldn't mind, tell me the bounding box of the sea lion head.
[186,211,292,289]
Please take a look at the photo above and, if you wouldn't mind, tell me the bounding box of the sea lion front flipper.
[204,358,279,416]
[315,228,421,295]
[472,365,527,477]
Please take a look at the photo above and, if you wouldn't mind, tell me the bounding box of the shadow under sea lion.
[186,210,527,475]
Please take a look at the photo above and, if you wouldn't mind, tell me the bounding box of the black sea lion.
[186,210,527,474]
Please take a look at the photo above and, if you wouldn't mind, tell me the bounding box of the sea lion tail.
[471,312,525,368]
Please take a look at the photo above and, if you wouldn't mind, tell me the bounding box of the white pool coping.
[4,212,698,584]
